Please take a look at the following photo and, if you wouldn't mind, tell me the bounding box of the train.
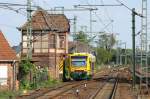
[62,53,96,81]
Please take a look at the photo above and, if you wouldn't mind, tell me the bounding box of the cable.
[115,0,132,12]
[0,2,38,7]
[115,1,143,17]
[94,12,111,33]
[0,3,27,16]
[100,0,114,33]
[100,0,112,21]
[101,20,114,32]
[85,1,113,33]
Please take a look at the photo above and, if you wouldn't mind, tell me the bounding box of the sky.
[0,0,149,48]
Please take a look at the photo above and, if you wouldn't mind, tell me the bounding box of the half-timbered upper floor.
[19,8,70,55]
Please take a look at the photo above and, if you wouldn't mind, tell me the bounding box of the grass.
[18,78,62,97]
[0,90,20,99]
[36,78,62,89]
[0,79,61,99]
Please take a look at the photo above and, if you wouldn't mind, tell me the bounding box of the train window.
[71,61,86,67]
[71,56,87,67]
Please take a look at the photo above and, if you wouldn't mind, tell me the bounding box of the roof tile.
[0,31,17,61]
[20,8,70,32]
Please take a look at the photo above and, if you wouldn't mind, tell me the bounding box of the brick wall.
[0,63,13,90]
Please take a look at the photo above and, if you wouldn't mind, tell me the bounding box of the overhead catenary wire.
[100,0,112,22]
[0,2,38,7]
[115,0,132,11]
[81,1,114,46]
[94,12,111,33]
[76,4,123,7]
[0,5,26,16]
[115,0,143,17]
[79,1,121,33]
[100,0,114,33]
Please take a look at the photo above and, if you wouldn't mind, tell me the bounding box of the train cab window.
[72,61,86,66]
[71,56,87,67]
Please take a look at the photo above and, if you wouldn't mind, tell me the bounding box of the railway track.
[37,70,118,99]
[18,67,129,99]
[17,81,81,99]
[93,72,119,99]
[37,80,91,99]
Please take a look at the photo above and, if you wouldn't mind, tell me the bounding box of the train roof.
[69,52,95,57]
[69,53,96,62]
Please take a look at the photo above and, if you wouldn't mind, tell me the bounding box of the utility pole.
[116,41,119,65]
[116,40,121,65]
[132,8,143,89]
[119,41,122,65]
[125,43,127,65]
[27,0,32,59]
[75,4,122,44]
[90,9,92,35]
[69,16,77,52]
[73,16,77,52]
[132,8,136,89]
[74,5,97,41]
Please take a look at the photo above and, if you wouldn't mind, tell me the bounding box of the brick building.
[0,31,17,90]
[19,8,70,78]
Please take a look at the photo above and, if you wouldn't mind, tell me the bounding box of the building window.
[23,31,49,53]
[23,42,27,48]
[49,34,56,48]
[59,35,65,48]
[0,66,8,85]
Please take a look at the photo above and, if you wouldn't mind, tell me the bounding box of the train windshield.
[71,56,87,67]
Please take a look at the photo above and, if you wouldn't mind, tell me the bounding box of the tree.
[95,33,116,65]
[73,31,89,44]
[97,33,116,50]
[96,48,112,65]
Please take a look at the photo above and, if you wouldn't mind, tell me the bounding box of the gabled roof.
[20,8,70,33]
[0,31,17,61]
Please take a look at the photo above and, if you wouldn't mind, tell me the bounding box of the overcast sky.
[0,0,149,48]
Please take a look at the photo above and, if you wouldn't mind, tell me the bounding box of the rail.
[109,78,118,99]
[17,82,77,99]
[89,71,114,99]
[89,81,107,99]
[36,80,88,99]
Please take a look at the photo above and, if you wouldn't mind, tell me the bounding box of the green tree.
[73,31,89,44]
[97,33,116,50]
[96,48,112,65]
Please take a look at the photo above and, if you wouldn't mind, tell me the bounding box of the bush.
[20,79,31,90]
[19,59,61,91]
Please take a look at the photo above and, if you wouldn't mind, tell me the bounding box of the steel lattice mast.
[27,0,32,59]
[140,0,148,91]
